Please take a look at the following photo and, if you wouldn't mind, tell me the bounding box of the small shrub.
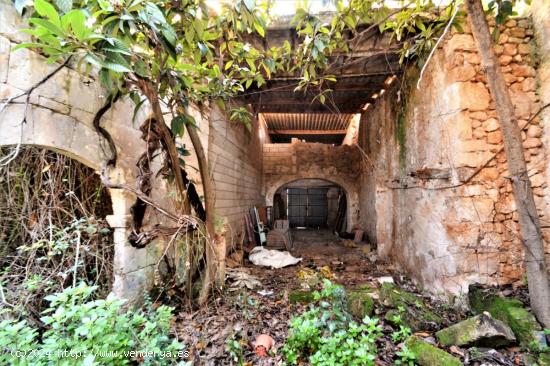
[0,283,188,365]
[395,345,417,365]
[283,279,382,366]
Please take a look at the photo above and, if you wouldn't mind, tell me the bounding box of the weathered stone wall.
[0,0,174,303]
[359,16,550,294]
[263,140,361,230]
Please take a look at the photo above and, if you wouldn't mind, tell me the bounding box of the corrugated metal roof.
[262,113,354,131]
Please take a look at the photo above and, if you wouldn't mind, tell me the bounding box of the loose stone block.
[404,336,462,366]
[436,313,516,347]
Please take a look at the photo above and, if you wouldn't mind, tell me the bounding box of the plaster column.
[107,188,153,304]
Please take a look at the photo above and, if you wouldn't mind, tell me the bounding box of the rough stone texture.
[347,285,375,319]
[379,283,443,331]
[263,140,361,231]
[358,15,550,294]
[469,286,542,348]
[435,313,516,347]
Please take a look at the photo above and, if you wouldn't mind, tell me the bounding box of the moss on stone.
[379,283,443,331]
[289,290,315,304]
[404,336,462,366]
[436,318,478,346]
[435,313,515,348]
[469,287,541,348]
[347,289,375,319]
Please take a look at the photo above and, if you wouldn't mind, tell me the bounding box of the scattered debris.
[343,239,358,248]
[173,230,542,365]
[377,276,395,285]
[249,246,302,268]
[257,289,273,297]
[226,267,262,291]
[253,334,274,357]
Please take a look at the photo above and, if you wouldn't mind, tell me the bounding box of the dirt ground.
[173,229,533,366]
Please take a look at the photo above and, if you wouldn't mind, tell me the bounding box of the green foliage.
[0,284,187,365]
[395,345,417,366]
[392,325,413,343]
[381,1,464,64]
[283,279,382,366]
[225,333,245,366]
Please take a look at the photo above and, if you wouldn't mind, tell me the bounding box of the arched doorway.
[0,146,115,321]
[272,178,348,233]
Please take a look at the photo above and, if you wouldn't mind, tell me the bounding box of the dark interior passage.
[273,179,347,231]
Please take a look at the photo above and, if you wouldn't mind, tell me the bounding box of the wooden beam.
[269,129,347,135]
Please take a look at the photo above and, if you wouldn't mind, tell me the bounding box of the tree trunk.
[139,81,187,200]
[465,0,550,328]
[186,122,225,305]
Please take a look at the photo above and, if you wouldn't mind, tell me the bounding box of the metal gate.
[287,188,328,228]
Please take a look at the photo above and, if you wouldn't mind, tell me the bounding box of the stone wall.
[263,140,361,231]
[359,16,550,294]
[0,0,174,303]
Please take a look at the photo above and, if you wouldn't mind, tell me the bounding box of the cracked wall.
[360,16,550,295]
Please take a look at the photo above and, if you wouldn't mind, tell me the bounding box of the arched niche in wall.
[266,177,357,232]
[0,103,155,304]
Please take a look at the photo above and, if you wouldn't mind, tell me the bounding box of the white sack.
[249,246,302,269]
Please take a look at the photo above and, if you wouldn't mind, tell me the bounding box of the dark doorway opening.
[273,179,346,231]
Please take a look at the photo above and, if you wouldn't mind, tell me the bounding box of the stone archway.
[0,29,162,302]
[266,175,359,231]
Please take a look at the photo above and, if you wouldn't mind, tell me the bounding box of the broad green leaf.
[11,42,54,51]
[103,61,132,73]
[29,18,64,36]
[253,21,265,37]
[34,0,61,27]
[171,115,185,137]
[64,10,87,40]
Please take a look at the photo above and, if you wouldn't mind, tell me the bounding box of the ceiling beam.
[269,129,348,135]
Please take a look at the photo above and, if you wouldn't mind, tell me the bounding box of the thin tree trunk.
[186,123,225,305]
[465,0,550,328]
[138,81,187,200]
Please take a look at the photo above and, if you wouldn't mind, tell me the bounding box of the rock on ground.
[404,336,463,366]
[436,312,516,347]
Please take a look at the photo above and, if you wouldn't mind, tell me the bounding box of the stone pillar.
[107,188,153,304]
